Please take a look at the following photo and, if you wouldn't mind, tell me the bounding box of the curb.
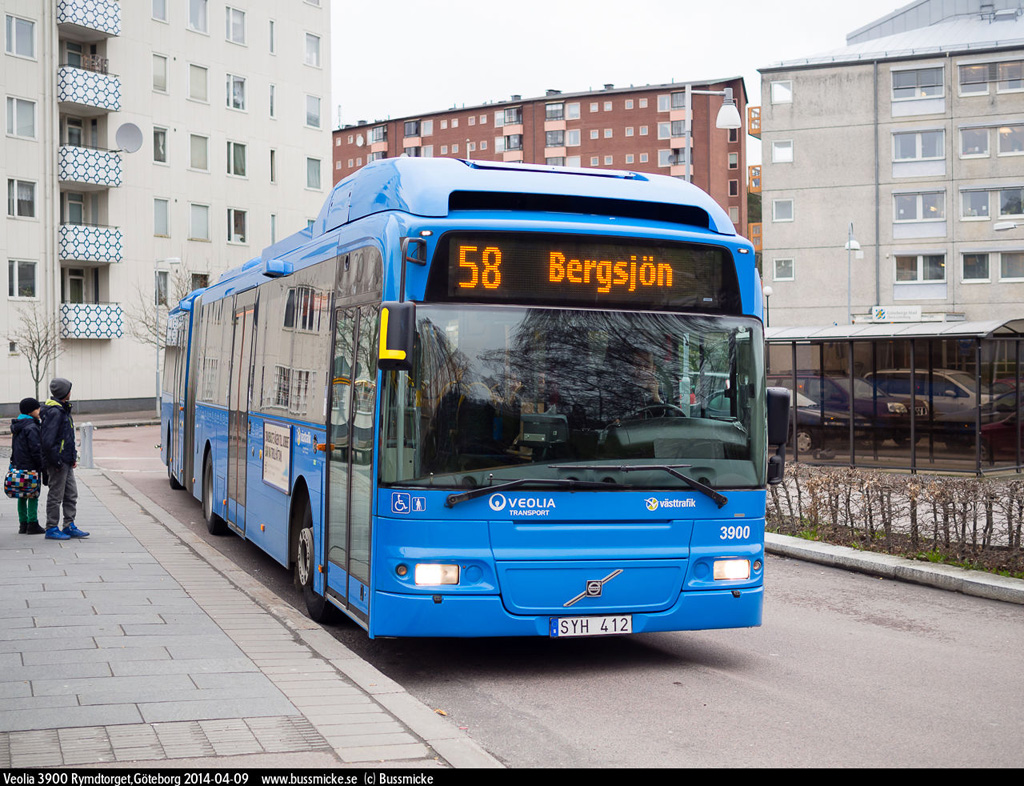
[97,469,505,769]
[765,532,1024,605]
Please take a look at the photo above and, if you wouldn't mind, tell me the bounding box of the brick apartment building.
[332,78,750,232]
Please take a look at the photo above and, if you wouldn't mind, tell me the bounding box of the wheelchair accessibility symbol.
[391,492,426,514]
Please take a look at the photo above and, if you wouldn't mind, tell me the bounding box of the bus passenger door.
[227,291,257,533]
[326,306,378,625]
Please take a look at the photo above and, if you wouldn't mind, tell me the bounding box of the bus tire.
[295,498,336,624]
[167,429,183,489]
[202,455,228,536]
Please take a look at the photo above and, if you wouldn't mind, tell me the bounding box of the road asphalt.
[1,412,1021,770]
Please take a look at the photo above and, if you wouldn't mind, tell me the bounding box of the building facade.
[332,79,750,233]
[2,0,331,413]
[759,0,1024,327]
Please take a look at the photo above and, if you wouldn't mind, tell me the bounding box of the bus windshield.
[379,305,767,491]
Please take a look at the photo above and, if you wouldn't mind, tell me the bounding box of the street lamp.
[845,224,860,324]
[682,85,743,182]
[155,257,180,415]
[763,285,773,328]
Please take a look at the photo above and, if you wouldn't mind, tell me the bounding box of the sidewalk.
[0,469,503,769]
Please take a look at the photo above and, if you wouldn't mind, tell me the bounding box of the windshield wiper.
[554,464,729,509]
[445,477,628,508]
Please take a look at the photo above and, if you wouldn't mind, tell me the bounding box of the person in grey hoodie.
[39,377,89,540]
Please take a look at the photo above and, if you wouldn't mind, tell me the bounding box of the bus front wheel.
[295,500,335,624]
[203,456,227,536]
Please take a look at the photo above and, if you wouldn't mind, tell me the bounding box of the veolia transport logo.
[488,493,507,512]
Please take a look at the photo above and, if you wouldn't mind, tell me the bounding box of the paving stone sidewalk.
[0,470,501,770]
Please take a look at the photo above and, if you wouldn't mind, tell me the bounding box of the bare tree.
[123,266,199,350]
[8,302,66,401]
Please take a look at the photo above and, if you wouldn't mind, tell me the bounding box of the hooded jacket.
[40,398,76,468]
[10,414,43,471]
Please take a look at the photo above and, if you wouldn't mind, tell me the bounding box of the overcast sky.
[330,0,906,128]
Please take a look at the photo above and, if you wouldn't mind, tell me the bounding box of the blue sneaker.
[64,523,89,538]
[45,526,71,540]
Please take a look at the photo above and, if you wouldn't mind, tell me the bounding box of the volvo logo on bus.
[564,570,623,607]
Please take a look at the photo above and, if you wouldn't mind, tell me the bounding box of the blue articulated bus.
[161,157,790,638]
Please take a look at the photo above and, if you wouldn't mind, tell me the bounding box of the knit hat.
[19,397,40,415]
[49,377,72,400]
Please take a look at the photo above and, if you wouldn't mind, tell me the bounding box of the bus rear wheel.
[295,499,335,624]
[203,456,227,536]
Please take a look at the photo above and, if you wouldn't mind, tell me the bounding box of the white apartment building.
[759,0,1024,327]
[2,0,331,413]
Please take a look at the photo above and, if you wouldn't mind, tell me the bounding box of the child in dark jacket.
[10,397,45,534]
[40,377,89,540]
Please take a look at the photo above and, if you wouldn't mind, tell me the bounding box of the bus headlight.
[414,564,460,586]
[713,559,750,581]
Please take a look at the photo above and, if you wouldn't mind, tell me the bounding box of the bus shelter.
[765,319,1024,474]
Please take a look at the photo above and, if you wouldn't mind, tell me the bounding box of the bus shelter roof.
[765,319,1024,343]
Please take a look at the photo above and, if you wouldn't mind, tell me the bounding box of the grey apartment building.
[332,79,751,234]
[759,0,1024,327]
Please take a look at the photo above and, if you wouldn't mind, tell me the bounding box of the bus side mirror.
[378,301,415,372]
[766,387,791,485]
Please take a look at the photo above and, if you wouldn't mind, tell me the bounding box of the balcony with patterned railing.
[748,164,761,193]
[748,106,761,138]
[57,64,121,115]
[747,223,762,252]
[58,145,122,190]
[57,0,121,40]
[60,302,123,340]
[59,224,123,264]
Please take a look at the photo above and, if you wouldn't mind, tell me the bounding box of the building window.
[8,259,36,298]
[546,157,565,166]
[1000,188,1024,217]
[625,127,634,137]
[188,64,208,102]
[773,258,795,281]
[227,140,246,176]
[625,99,634,110]
[503,107,522,125]
[190,203,210,240]
[728,180,739,197]
[639,125,648,136]
[404,120,420,137]
[604,128,613,139]
[771,140,793,163]
[371,125,387,143]
[306,95,321,128]
[153,54,168,92]
[5,15,34,58]
[269,149,277,183]
[421,119,433,136]
[998,124,1024,155]
[6,97,35,138]
[1003,252,1024,280]
[545,103,564,120]
[7,179,35,217]
[225,7,245,44]
[893,129,943,161]
[961,190,989,220]
[896,254,945,282]
[226,74,246,110]
[770,80,792,104]
[566,103,580,120]
[657,149,674,167]
[154,198,169,237]
[153,127,167,163]
[961,127,989,157]
[545,130,564,147]
[657,122,671,140]
[590,157,599,166]
[269,84,276,118]
[960,60,1024,95]
[728,152,738,169]
[305,33,321,67]
[590,129,599,140]
[505,134,523,151]
[153,0,168,22]
[566,129,580,147]
[892,67,943,100]
[962,253,989,282]
[227,208,247,243]
[894,192,944,222]
[189,0,208,33]
[306,157,321,189]
[772,198,794,222]
[960,64,989,95]
[189,134,209,171]
[604,155,613,165]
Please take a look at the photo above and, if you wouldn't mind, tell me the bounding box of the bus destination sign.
[435,232,738,312]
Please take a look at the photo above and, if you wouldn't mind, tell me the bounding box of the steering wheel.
[639,403,687,419]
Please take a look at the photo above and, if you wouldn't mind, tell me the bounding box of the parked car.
[790,391,871,455]
[766,372,917,445]
[934,390,1024,462]
[866,368,997,419]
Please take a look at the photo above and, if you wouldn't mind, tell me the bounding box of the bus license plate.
[550,615,632,638]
